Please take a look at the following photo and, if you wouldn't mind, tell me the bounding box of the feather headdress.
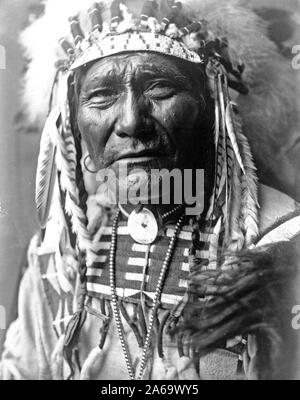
[21,1,297,241]
[21,0,296,126]
[22,0,263,239]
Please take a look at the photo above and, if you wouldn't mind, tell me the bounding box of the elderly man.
[1,0,300,380]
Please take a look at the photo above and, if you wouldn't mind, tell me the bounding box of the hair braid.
[68,78,88,218]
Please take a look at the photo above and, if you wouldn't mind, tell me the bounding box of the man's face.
[76,52,211,203]
[77,52,207,166]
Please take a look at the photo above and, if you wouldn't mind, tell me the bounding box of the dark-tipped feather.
[35,108,60,227]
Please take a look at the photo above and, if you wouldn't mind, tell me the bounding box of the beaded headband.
[57,0,245,94]
[60,1,205,66]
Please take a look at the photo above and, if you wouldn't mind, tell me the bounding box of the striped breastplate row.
[86,220,217,309]
[38,215,246,372]
[86,219,246,369]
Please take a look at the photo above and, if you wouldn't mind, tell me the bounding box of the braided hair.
[68,74,88,218]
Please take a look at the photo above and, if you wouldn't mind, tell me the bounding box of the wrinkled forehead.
[75,51,204,93]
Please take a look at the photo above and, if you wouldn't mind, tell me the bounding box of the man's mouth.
[112,150,167,165]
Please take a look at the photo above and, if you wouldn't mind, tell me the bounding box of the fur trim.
[180,236,300,379]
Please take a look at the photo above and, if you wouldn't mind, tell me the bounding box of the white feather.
[235,122,259,245]
[225,103,245,175]
[51,334,66,379]
[80,346,102,380]
[35,107,60,227]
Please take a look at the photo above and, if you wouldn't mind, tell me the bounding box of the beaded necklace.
[109,209,184,380]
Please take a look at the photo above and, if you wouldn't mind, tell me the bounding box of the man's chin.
[101,157,178,205]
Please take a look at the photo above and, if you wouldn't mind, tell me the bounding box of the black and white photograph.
[0,0,300,382]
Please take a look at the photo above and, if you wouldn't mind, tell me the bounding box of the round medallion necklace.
[119,203,183,245]
[109,210,184,380]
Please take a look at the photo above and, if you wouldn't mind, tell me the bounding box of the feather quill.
[217,74,229,226]
[234,116,259,244]
[207,78,221,219]
[225,103,245,175]
[226,160,244,252]
[35,107,60,228]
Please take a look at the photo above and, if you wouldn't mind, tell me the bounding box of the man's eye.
[144,82,176,100]
[88,89,118,105]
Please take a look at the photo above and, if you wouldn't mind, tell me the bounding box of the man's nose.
[114,90,146,138]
